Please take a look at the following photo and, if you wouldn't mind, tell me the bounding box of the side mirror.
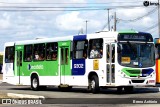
[155,54,159,60]
[117,45,122,53]
[155,47,159,59]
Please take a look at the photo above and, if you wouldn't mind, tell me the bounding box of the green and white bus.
[3,30,156,93]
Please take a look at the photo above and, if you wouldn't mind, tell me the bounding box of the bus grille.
[131,80,145,83]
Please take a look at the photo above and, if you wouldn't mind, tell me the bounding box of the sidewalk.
[0,92,8,98]
[0,74,6,98]
[0,74,2,84]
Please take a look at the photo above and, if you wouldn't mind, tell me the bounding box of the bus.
[154,38,160,83]
[2,30,156,93]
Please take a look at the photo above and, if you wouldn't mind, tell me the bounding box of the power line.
[0,5,143,9]
[0,1,145,5]
[0,5,145,12]
[142,23,158,31]
[118,7,157,22]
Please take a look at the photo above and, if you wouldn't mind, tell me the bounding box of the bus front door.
[16,50,22,84]
[60,47,70,85]
[106,43,115,85]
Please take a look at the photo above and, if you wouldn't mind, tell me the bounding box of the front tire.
[89,75,99,93]
[31,75,40,91]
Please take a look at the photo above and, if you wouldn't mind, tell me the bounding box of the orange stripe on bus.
[156,60,160,83]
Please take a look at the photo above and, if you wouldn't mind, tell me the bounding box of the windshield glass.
[118,43,155,68]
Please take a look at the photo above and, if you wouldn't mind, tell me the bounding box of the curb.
[7,93,45,99]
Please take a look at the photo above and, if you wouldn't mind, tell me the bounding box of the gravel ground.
[0,74,2,80]
[0,74,7,98]
[0,92,8,98]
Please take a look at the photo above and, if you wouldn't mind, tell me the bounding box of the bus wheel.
[124,86,133,93]
[31,75,39,91]
[89,75,99,93]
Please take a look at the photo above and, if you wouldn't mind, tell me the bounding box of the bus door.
[16,50,22,84]
[106,43,115,85]
[59,47,69,85]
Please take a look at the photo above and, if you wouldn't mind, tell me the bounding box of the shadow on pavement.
[4,85,160,95]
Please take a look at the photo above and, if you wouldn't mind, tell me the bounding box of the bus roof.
[118,30,150,35]
[15,35,73,45]
[4,30,152,46]
[13,31,119,45]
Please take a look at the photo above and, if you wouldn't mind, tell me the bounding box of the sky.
[0,0,159,52]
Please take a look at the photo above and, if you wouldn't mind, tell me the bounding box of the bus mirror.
[155,54,159,60]
[155,47,159,60]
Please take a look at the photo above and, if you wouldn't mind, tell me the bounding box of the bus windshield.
[118,42,155,68]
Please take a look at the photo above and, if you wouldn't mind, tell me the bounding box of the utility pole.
[114,12,117,31]
[85,20,88,34]
[107,9,110,31]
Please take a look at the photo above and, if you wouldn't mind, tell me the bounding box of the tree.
[0,55,3,64]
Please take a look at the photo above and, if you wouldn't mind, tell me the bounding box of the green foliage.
[0,55,3,64]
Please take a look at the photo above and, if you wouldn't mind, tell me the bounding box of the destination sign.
[123,35,146,40]
[118,33,153,42]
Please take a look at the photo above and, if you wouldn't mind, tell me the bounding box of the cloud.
[0,0,158,52]
[117,8,147,19]
[56,12,83,31]
[0,19,11,29]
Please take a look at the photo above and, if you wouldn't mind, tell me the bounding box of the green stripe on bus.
[122,68,141,77]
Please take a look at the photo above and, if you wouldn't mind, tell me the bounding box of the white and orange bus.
[154,38,160,83]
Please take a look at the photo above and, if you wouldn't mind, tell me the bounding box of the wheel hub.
[33,78,38,88]
[91,80,95,89]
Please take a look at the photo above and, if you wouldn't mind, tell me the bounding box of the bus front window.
[118,43,155,68]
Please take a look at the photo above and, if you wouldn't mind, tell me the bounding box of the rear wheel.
[89,75,99,93]
[31,75,40,91]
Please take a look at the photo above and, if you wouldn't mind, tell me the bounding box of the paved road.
[0,82,160,98]
[1,82,160,107]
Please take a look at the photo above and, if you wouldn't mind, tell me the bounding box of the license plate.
[149,80,155,83]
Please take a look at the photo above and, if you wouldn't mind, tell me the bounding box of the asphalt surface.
[1,79,160,107]
[0,86,160,107]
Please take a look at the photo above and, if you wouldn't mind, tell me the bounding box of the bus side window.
[89,38,103,59]
[5,46,14,63]
[33,43,45,61]
[24,45,32,62]
[46,42,58,61]
[73,40,88,59]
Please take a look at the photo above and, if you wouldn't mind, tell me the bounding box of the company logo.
[143,1,159,7]
[2,99,11,104]
[28,64,44,70]
[139,62,143,68]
